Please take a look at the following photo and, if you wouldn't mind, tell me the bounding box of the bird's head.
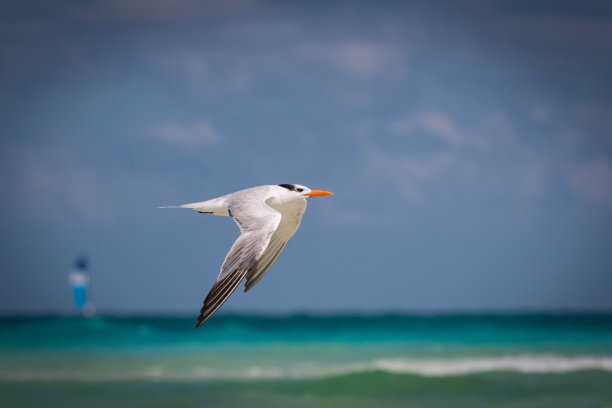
[277,184,334,199]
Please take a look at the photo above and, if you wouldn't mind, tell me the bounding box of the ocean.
[1,313,611,407]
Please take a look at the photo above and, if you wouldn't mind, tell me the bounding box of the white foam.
[369,355,612,376]
[2,355,612,382]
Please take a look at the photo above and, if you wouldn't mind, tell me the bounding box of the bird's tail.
[158,198,229,216]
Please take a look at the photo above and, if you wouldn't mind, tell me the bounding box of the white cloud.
[152,120,221,147]
[574,101,612,136]
[70,0,255,22]
[568,159,612,207]
[380,107,612,209]
[29,165,109,220]
[151,49,252,95]
[364,147,454,203]
[389,110,520,151]
[477,111,520,145]
[390,111,462,146]
[152,41,406,100]
[387,110,522,150]
[361,109,564,206]
[162,52,210,79]
[3,146,115,222]
[530,105,550,123]
[299,41,407,80]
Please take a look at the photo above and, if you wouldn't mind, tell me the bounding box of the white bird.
[162,184,333,327]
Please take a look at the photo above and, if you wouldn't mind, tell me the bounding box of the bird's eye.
[296,188,304,192]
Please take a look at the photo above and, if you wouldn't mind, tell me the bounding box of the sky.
[1,0,612,315]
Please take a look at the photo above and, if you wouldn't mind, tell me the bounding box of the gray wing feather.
[244,200,306,292]
[195,195,281,327]
[244,238,287,292]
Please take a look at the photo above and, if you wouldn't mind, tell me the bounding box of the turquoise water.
[1,314,612,407]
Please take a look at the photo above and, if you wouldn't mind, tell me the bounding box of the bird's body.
[162,184,333,327]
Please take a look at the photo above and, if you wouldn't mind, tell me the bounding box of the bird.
[162,184,333,328]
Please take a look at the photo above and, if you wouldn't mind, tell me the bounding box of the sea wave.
[2,355,612,382]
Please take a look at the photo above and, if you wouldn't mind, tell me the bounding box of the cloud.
[376,106,612,210]
[389,110,520,151]
[28,165,109,220]
[69,0,255,22]
[568,159,612,208]
[152,120,221,147]
[390,111,463,146]
[530,105,550,123]
[364,147,454,203]
[574,101,612,137]
[151,49,253,95]
[358,109,565,207]
[299,41,407,80]
[1,145,115,222]
[498,16,612,53]
[161,51,210,79]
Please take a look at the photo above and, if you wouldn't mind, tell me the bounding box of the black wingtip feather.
[194,269,248,328]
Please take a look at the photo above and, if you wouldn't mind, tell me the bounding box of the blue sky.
[1,0,612,314]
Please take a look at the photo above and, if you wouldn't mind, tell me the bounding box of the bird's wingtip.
[195,311,210,328]
[194,317,205,329]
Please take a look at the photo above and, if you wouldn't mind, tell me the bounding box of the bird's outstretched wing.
[244,200,306,292]
[195,199,281,328]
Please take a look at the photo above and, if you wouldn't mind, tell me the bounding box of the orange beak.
[304,189,334,197]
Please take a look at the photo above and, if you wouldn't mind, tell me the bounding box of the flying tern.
[162,184,333,327]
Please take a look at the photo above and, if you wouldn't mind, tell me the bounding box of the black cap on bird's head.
[278,184,333,197]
